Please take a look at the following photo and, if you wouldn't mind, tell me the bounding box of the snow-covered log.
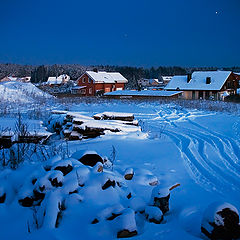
[201,202,240,240]
[93,112,135,122]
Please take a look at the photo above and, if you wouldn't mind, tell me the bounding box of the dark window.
[192,91,195,99]
[205,91,209,99]
[206,77,211,84]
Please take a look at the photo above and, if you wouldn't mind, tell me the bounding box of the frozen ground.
[0,99,240,240]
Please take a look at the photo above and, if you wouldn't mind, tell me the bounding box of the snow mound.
[0,81,52,103]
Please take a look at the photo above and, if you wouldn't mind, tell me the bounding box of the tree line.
[0,63,239,88]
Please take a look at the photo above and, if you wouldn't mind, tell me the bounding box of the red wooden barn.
[76,70,128,96]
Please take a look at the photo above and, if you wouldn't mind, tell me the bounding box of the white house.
[47,74,70,85]
[161,76,172,85]
[165,71,240,100]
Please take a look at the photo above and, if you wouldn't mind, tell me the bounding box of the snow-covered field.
[0,96,240,240]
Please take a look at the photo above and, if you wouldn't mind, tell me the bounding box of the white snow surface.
[0,117,51,137]
[1,99,240,240]
[0,81,52,103]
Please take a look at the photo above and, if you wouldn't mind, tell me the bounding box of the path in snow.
[141,107,240,199]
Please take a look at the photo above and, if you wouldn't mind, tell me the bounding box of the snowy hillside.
[0,81,52,103]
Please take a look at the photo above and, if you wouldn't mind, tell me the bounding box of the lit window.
[89,88,92,94]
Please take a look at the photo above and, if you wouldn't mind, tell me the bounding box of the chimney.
[206,77,211,84]
[187,73,191,83]
[93,68,98,73]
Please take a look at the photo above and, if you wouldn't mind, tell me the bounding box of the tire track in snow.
[163,123,240,194]
[188,120,240,165]
[139,106,240,194]
[186,128,240,175]
[181,129,240,190]
[164,130,228,193]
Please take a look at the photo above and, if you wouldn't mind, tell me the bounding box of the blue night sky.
[0,0,239,67]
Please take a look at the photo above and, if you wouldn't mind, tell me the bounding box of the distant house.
[0,76,18,82]
[47,74,70,86]
[77,70,128,96]
[161,76,172,85]
[165,71,240,100]
[21,76,31,82]
[0,76,31,83]
[138,78,162,87]
[138,78,150,87]
[71,86,87,95]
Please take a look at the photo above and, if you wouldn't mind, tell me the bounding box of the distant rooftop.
[86,71,128,83]
[165,71,232,91]
[104,90,182,97]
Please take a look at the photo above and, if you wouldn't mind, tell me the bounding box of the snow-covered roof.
[47,77,63,85]
[47,74,70,85]
[104,90,182,97]
[86,71,128,83]
[8,76,18,81]
[71,86,86,90]
[162,76,172,82]
[165,71,232,91]
[149,79,160,84]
